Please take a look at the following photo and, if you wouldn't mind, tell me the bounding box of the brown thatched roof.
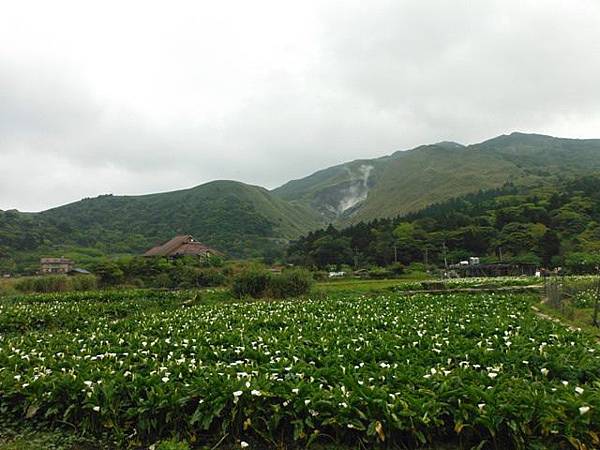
[143,235,220,257]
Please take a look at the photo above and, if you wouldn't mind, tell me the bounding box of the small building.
[40,257,74,274]
[143,235,220,258]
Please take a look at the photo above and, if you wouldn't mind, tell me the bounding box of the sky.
[1,0,600,212]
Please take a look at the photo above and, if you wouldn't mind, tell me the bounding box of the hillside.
[3,132,600,273]
[0,181,321,272]
[287,175,600,272]
[273,132,600,224]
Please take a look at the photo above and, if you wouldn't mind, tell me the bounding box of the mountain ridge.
[3,132,600,272]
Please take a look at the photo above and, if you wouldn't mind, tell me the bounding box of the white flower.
[84,381,93,387]
[562,380,569,386]
[478,403,485,411]
[579,406,591,415]
[487,372,498,379]
[161,377,169,383]
[93,406,100,412]
[292,388,299,394]
[233,390,243,397]
[240,441,249,448]
[251,390,261,396]
[575,387,584,395]
[541,368,549,376]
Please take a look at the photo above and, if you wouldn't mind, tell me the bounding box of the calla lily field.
[1,289,599,448]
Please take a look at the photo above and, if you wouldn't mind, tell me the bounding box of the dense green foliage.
[0,181,321,273]
[288,176,600,272]
[1,290,599,448]
[232,267,314,299]
[4,133,600,274]
[92,255,227,289]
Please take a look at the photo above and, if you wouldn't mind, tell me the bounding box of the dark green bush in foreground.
[232,267,313,298]
[14,274,97,293]
[267,268,314,298]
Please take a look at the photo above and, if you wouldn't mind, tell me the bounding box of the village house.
[143,235,220,258]
[40,257,74,274]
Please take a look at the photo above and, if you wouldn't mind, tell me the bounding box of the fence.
[544,275,600,327]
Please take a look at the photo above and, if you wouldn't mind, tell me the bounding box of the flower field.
[1,290,600,448]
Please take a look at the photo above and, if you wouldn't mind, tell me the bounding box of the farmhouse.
[40,257,74,274]
[143,235,220,258]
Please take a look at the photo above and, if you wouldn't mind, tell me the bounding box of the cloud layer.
[1,0,600,211]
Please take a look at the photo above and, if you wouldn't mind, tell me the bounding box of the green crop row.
[1,290,599,448]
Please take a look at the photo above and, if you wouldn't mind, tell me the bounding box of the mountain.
[0,181,321,271]
[273,132,600,224]
[3,132,600,273]
[287,175,600,271]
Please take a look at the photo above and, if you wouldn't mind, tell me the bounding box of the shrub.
[231,267,314,299]
[232,267,271,298]
[153,273,173,289]
[388,262,405,276]
[368,267,392,279]
[70,275,98,291]
[93,261,125,286]
[312,270,329,282]
[266,268,314,298]
[15,275,69,293]
[194,268,226,287]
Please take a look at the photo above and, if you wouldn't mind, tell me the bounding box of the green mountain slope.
[0,180,322,271]
[3,132,600,273]
[288,174,600,272]
[273,133,600,225]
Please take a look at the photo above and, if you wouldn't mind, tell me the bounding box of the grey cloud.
[1,0,600,211]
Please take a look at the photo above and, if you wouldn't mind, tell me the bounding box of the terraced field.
[1,289,599,449]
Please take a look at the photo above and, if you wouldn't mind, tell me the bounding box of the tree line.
[287,176,600,274]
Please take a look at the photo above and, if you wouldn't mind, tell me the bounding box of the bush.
[153,273,173,289]
[388,262,405,276]
[194,268,226,287]
[368,267,392,279]
[70,275,98,291]
[16,275,69,293]
[93,261,124,286]
[231,267,314,299]
[406,262,426,273]
[14,275,98,294]
[266,268,314,298]
[232,267,271,298]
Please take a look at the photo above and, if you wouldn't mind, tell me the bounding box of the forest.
[287,175,600,274]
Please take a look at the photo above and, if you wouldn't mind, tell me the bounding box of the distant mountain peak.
[434,141,465,149]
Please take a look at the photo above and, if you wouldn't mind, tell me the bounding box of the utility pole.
[424,247,429,272]
[442,241,448,270]
[498,246,503,262]
[393,245,398,264]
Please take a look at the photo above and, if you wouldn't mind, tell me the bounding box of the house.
[40,257,74,274]
[143,235,220,258]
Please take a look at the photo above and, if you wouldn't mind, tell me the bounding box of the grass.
[315,274,431,294]
[536,302,600,339]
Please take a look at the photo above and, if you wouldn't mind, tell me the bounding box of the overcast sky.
[1,0,600,211]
